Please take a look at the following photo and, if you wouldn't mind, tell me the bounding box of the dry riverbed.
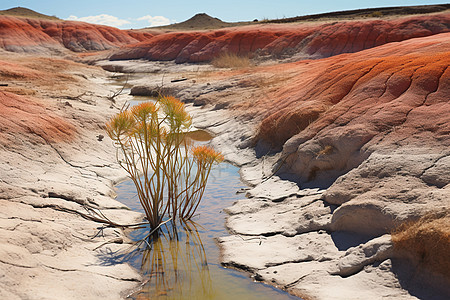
[0,54,448,300]
[98,59,449,300]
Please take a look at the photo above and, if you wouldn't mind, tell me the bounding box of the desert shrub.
[106,96,223,230]
[368,11,383,18]
[392,210,450,279]
[211,52,253,69]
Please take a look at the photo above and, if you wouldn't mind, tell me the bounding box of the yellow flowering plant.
[106,96,223,230]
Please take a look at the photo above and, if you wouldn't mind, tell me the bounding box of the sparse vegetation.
[106,96,223,230]
[315,145,334,158]
[392,210,450,279]
[368,11,383,18]
[211,52,253,69]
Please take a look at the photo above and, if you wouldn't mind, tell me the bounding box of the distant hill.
[153,13,252,30]
[0,7,59,20]
[263,4,450,23]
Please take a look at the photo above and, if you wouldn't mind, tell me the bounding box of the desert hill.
[0,6,59,20]
[266,4,450,23]
[154,13,248,30]
[0,13,153,54]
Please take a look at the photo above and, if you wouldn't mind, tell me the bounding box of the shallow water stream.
[116,162,300,300]
[112,89,299,299]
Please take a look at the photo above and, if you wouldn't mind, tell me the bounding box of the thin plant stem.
[106,97,223,232]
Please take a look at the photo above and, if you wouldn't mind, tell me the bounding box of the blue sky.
[3,1,447,28]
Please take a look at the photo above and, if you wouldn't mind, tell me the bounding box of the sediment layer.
[109,13,450,63]
[0,15,153,54]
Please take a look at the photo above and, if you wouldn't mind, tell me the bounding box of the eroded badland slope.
[0,7,448,300]
[109,13,449,62]
[209,32,449,299]
[0,54,144,299]
[0,15,153,54]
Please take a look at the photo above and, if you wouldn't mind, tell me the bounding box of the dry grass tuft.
[367,11,383,18]
[392,210,450,279]
[211,52,253,69]
[316,145,334,158]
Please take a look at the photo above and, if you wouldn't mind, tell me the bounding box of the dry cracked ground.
[0,6,449,300]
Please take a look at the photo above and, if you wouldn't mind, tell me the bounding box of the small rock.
[337,234,394,277]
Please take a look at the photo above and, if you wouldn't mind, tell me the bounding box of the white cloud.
[137,15,172,27]
[67,14,131,27]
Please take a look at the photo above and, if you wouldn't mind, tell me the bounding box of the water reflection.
[116,162,299,300]
[125,221,215,300]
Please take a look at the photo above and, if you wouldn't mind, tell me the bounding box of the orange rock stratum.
[0,91,76,144]
[0,15,153,53]
[108,13,450,62]
[254,32,450,152]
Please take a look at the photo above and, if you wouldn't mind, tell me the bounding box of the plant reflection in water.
[124,220,214,299]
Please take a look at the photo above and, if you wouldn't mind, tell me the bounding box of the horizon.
[2,1,448,29]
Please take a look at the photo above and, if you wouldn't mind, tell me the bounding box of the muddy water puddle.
[114,95,298,299]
